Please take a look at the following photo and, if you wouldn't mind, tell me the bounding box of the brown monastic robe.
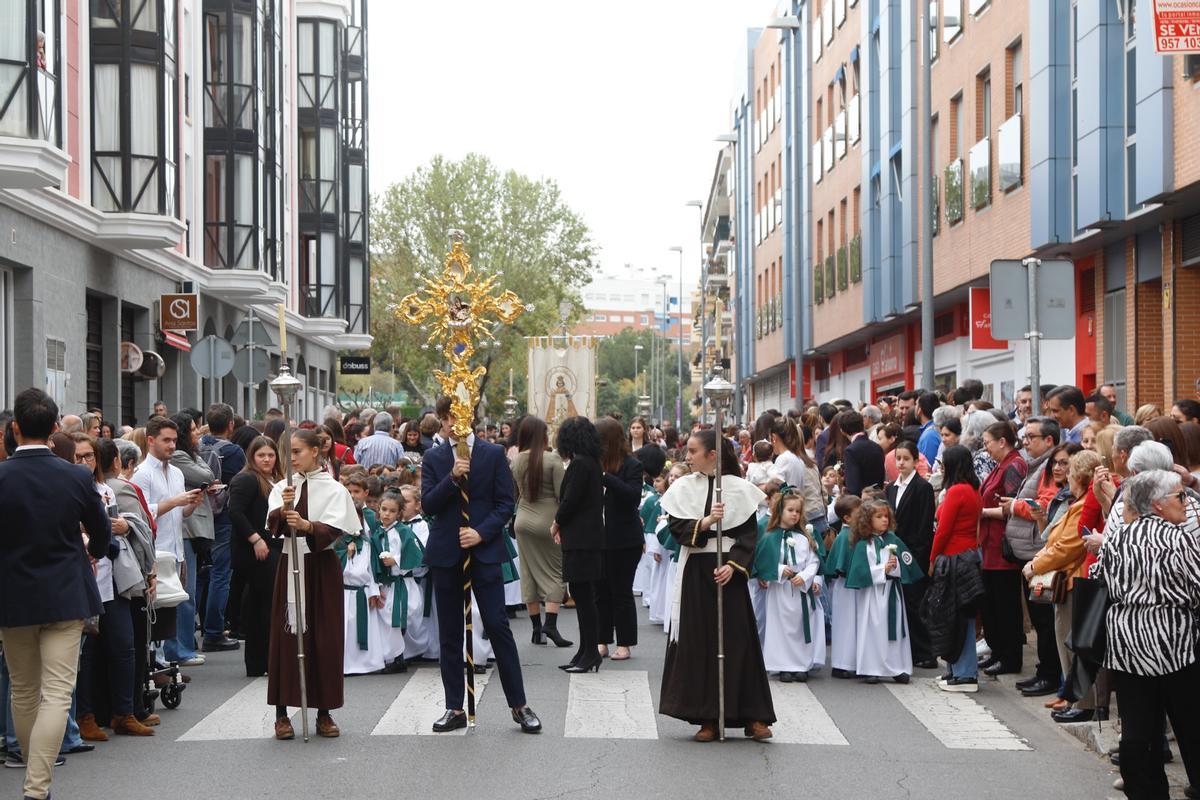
[265,483,345,710]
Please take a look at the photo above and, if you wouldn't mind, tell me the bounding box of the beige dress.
[512,449,567,604]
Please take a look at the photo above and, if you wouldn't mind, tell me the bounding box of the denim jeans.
[204,517,232,638]
[164,542,199,662]
[951,618,979,679]
[1,647,82,755]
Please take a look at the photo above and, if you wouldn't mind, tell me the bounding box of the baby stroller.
[141,552,189,715]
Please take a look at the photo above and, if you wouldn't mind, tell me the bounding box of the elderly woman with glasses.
[1095,469,1200,799]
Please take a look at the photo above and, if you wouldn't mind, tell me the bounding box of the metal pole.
[634,346,639,395]
[248,310,256,420]
[281,390,310,742]
[713,407,726,742]
[210,339,217,409]
[677,251,684,430]
[1024,258,1042,412]
[920,2,935,392]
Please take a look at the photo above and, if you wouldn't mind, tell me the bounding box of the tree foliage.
[594,327,690,425]
[370,154,597,415]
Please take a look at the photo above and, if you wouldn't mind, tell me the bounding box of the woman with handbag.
[1023,450,1103,722]
[1095,469,1200,799]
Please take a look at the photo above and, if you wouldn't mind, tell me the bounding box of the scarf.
[268,469,361,634]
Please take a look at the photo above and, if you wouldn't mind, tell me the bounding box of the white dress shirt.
[892,469,916,509]
[132,453,187,560]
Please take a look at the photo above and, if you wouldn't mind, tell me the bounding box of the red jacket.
[978,449,1028,570]
[933,482,982,561]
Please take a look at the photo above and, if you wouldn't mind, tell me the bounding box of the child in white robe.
[632,483,657,601]
[339,520,389,675]
[374,491,424,670]
[755,493,825,681]
[399,486,437,661]
[825,494,864,678]
[843,499,916,684]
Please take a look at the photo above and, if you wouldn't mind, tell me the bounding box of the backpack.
[196,438,231,515]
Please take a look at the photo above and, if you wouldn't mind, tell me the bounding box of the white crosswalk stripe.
[885,678,1030,750]
[769,682,849,745]
[174,669,1032,750]
[176,678,277,742]
[564,671,659,739]
[370,669,492,736]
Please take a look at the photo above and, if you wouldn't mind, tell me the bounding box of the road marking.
[371,668,491,736]
[885,678,1030,750]
[564,670,659,740]
[769,682,849,745]
[177,677,277,741]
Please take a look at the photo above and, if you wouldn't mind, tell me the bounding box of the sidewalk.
[992,641,1192,798]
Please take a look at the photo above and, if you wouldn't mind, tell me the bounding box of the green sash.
[341,584,369,650]
[887,579,907,642]
[640,492,661,533]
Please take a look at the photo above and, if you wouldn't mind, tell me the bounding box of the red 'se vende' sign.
[1154,0,1200,53]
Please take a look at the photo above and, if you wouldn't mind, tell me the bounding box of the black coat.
[602,455,645,550]
[0,448,111,627]
[886,473,936,572]
[228,471,279,572]
[842,435,885,496]
[920,549,986,660]
[555,455,605,551]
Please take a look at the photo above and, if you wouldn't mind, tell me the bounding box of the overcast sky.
[368,1,774,290]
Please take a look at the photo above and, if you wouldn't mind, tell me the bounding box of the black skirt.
[659,552,776,727]
[562,548,604,583]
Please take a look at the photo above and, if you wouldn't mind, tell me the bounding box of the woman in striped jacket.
[1096,469,1200,799]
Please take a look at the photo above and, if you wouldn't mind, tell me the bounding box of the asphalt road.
[1,603,1122,800]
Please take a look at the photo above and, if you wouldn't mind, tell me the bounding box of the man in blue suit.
[0,389,111,800]
[421,397,541,734]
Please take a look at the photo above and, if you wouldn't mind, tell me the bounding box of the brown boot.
[140,713,161,727]
[745,721,773,741]
[316,714,340,738]
[111,714,155,736]
[274,717,295,740]
[77,713,109,742]
[693,722,718,742]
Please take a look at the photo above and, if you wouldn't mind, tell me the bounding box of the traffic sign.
[160,294,199,332]
[190,335,235,379]
[988,259,1075,341]
[233,347,272,385]
[230,317,278,349]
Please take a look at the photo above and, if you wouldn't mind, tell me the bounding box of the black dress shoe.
[564,654,602,674]
[65,744,95,754]
[202,635,240,652]
[512,706,542,734]
[431,710,467,733]
[473,664,488,674]
[779,672,793,683]
[978,656,999,670]
[983,662,1018,677]
[1051,707,1094,724]
[1019,677,1058,696]
[1183,785,1198,800]
[864,676,880,684]
[831,668,856,679]
[893,673,911,684]
[382,658,407,674]
[913,659,940,670]
[1015,675,1042,690]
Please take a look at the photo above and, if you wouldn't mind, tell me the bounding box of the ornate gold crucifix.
[396,230,525,438]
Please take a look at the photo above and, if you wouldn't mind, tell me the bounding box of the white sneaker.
[975,638,991,659]
[939,677,979,693]
[180,654,207,666]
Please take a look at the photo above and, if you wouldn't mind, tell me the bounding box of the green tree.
[595,327,691,426]
[371,154,597,417]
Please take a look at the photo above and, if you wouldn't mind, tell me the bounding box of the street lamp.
[633,343,644,393]
[656,274,669,426]
[668,246,685,430]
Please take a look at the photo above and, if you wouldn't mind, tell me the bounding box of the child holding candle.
[753,491,825,682]
[843,499,921,684]
[373,490,424,672]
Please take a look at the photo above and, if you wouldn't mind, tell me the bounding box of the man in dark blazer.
[884,446,938,668]
[838,411,885,496]
[421,399,540,734]
[0,389,111,800]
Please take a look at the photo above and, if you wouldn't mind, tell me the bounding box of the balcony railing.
[849,234,862,283]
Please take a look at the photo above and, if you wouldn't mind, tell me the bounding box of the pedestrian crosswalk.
[175,670,1030,750]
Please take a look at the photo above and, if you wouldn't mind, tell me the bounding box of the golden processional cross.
[396,229,525,439]
[394,229,524,728]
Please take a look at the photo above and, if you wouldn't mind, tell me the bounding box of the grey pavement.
[2,603,1126,800]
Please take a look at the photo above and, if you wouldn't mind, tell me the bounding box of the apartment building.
[573,275,690,343]
[0,0,371,421]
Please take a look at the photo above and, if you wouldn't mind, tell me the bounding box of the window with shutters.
[1103,289,1126,405]
[1182,214,1200,266]
[86,295,103,413]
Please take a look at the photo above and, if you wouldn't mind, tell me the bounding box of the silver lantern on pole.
[269,356,308,742]
[702,366,735,742]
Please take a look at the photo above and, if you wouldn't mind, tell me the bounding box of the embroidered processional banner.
[526,336,598,437]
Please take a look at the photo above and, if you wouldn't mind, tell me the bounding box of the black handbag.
[1068,576,1109,664]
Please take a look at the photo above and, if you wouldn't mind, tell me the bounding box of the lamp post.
[633,342,643,398]
[685,200,704,424]
[668,246,685,430]
[268,354,308,743]
[656,275,669,426]
[702,365,735,742]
